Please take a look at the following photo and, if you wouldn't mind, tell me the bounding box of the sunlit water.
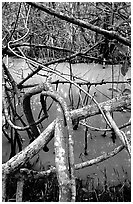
[2,58,131,186]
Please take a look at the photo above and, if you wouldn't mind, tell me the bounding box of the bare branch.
[27,2,130,47]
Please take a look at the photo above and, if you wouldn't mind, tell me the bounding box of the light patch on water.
[126,130,131,135]
[101,151,106,155]
[93,149,96,154]
[60,88,63,93]
[91,77,95,82]
[64,92,67,98]
[106,142,110,147]
[57,106,62,112]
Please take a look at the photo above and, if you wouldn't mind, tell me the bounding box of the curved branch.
[23,83,50,152]
[75,145,125,169]
[41,88,76,201]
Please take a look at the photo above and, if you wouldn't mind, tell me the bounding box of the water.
[2,58,131,185]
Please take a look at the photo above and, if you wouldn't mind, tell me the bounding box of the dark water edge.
[7,171,131,202]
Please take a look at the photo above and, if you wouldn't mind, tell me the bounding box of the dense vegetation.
[2,2,131,64]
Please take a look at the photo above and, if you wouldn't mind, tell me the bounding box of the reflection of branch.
[2,70,48,133]
[23,83,49,140]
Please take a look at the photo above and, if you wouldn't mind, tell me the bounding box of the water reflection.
[2,59,131,185]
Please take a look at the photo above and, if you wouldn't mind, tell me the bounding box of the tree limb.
[27,2,131,47]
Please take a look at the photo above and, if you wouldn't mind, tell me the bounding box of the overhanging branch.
[27,2,131,47]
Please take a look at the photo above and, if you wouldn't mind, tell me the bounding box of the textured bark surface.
[2,120,55,174]
[70,94,131,121]
[2,173,8,202]
[16,177,24,202]
[41,84,76,201]
[55,109,72,202]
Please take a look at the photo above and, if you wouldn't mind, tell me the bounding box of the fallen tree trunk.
[70,94,131,121]
[2,120,55,174]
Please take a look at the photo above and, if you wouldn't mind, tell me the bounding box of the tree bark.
[41,86,76,201]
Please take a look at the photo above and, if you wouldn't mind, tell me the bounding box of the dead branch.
[70,94,131,121]
[2,120,55,174]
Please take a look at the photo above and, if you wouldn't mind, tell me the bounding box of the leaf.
[121,61,129,76]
